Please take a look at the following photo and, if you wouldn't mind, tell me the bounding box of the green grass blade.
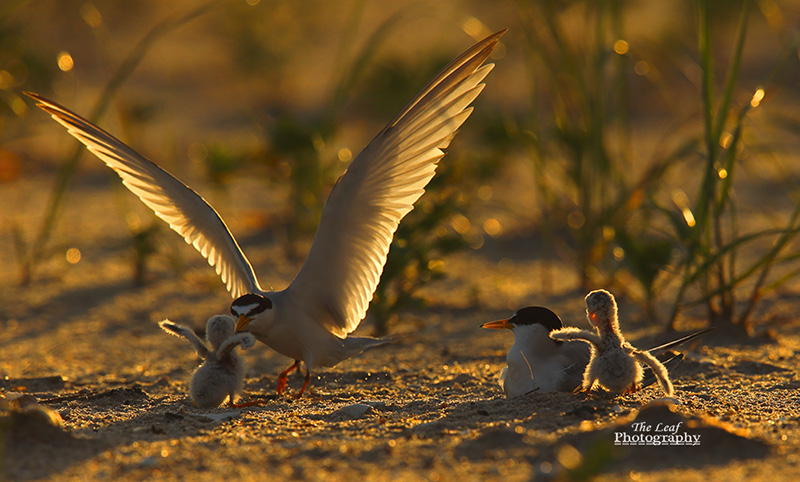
[712,0,752,146]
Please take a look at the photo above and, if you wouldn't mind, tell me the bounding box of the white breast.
[500,324,569,397]
[502,345,537,398]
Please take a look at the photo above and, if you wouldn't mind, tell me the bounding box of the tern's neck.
[510,325,561,359]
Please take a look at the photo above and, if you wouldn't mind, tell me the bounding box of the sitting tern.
[482,304,709,398]
[160,315,255,407]
[551,289,674,396]
[482,307,590,397]
[28,29,505,398]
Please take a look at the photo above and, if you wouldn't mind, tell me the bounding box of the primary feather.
[26,93,260,299]
[287,33,501,337]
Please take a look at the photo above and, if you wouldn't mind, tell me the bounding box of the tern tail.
[343,334,401,357]
[647,328,713,354]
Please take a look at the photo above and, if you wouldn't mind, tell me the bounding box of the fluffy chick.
[160,315,255,407]
[550,289,674,396]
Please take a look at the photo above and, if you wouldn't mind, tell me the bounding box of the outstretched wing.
[216,332,256,358]
[27,92,261,299]
[286,30,505,338]
[550,327,603,347]
[159,319,210,358]
[641,353,683,388]
[632,349,674,396]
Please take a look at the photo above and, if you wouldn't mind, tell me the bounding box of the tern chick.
[160,315,255,407]
[551,289,674,396]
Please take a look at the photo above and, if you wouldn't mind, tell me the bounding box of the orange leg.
[623,383,640,395]
[293,369,312,399]
[277,360,301,395]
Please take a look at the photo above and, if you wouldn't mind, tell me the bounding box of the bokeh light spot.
[462,17,486,38]
[0,71,13,90]
[556,443,582,469]
[427,259,444,271]
[126,212,142,230]
[477,185,493,201]
[498,258,514,274]
[337,147,352,163]
[66,248,82,264]
[11,97,27,116]
[750,87,765,108]
[483,218,503,237]
[720,132,733,149]
[671,190,696,228]
[57,52,74,72]
[80,3,103,29]
[450,213,471,235]
[567,210,585,229]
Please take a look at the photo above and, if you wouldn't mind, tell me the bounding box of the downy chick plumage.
[160,315,255,407]
[550,290,674,396]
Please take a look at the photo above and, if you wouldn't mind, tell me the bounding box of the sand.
[2,174,799,482]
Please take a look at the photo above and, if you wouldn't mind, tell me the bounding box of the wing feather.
[26,92,261,298]
[287,30,505,337]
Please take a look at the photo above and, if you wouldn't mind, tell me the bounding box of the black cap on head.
[510,306,564,332]
[231,293,272,317]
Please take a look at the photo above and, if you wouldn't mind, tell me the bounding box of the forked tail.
[343,334,403,357]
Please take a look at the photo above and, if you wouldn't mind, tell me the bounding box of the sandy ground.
[1,173,799,482]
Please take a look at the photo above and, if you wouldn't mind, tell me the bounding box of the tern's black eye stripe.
[231,293,272,316]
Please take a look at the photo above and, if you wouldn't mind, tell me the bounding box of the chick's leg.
[230,394,264,408]
[576,366,597,393]
[623,383,640,395]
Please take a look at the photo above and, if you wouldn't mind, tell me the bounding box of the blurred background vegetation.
[1,0,799,335]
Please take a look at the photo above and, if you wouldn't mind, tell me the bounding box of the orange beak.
[481,319,512,330]
[236,314,252,332]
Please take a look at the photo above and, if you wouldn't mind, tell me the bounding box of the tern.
[551,289,674,396]
[482,307,590,397]
[28,29,505,398]
[482,305,709,398]
[160,315,255,407]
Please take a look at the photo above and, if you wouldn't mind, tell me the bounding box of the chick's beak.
[481,319,512,330]
[236,314,252,332]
